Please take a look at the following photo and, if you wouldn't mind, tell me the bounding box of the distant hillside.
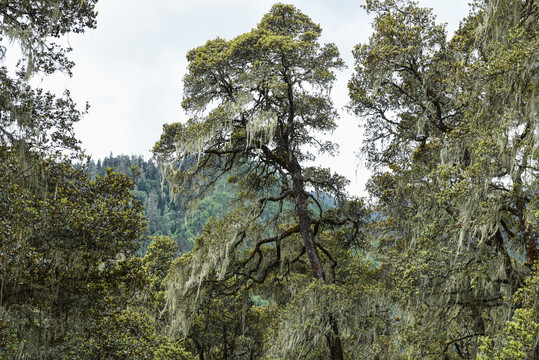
[81,154,235,252]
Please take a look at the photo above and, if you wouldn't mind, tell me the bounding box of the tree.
[144,235,182,305]
[0,1,194,358]
[0,157,153,357]
[1,0,99,155]
[1,0,98,77]
[348,0,538,357]
[153,4,367,359]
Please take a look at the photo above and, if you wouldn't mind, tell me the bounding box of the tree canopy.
[0,1,192,358]
[2,0,539,359]
[154,4,370,359]
[349,0,539,357]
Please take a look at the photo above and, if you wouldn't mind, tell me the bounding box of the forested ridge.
[1,0,538,359]
[80,154,233,252]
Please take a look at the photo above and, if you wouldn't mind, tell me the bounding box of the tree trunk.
[223,325,228,360]
[282,62,344,359]
[291,164,325,281]
[514,177,538,265]
[326,315,345,360]
[290,157,345,360]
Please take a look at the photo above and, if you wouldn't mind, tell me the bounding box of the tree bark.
[290,164,325,280]
[514,177,538,265]
[326,315,345,360]
[223,325,228,360]
[289,156,345,360]
[281,62,344,360]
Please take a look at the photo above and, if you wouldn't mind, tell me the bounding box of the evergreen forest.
[1,0,538,359]
[80,154,235,253]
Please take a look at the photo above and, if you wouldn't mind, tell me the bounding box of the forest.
[1,0,538,359]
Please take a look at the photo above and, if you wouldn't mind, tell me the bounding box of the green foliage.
[81,154,239,252]
[0,146,156,357]
[153,4,374,359]
[71,310,193,360]
[142,235,181,316]
[145,235,181,284]
[478,309,538,360]
[0,0,98,77]
[0,1,194,358]
[181,291,272,360]
[262,232,395,359]
[478,266,539,359]
[349,0,539,358]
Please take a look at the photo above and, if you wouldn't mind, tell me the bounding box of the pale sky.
[28,0,470,196]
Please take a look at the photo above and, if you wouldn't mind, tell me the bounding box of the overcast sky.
[32,0,471,196]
